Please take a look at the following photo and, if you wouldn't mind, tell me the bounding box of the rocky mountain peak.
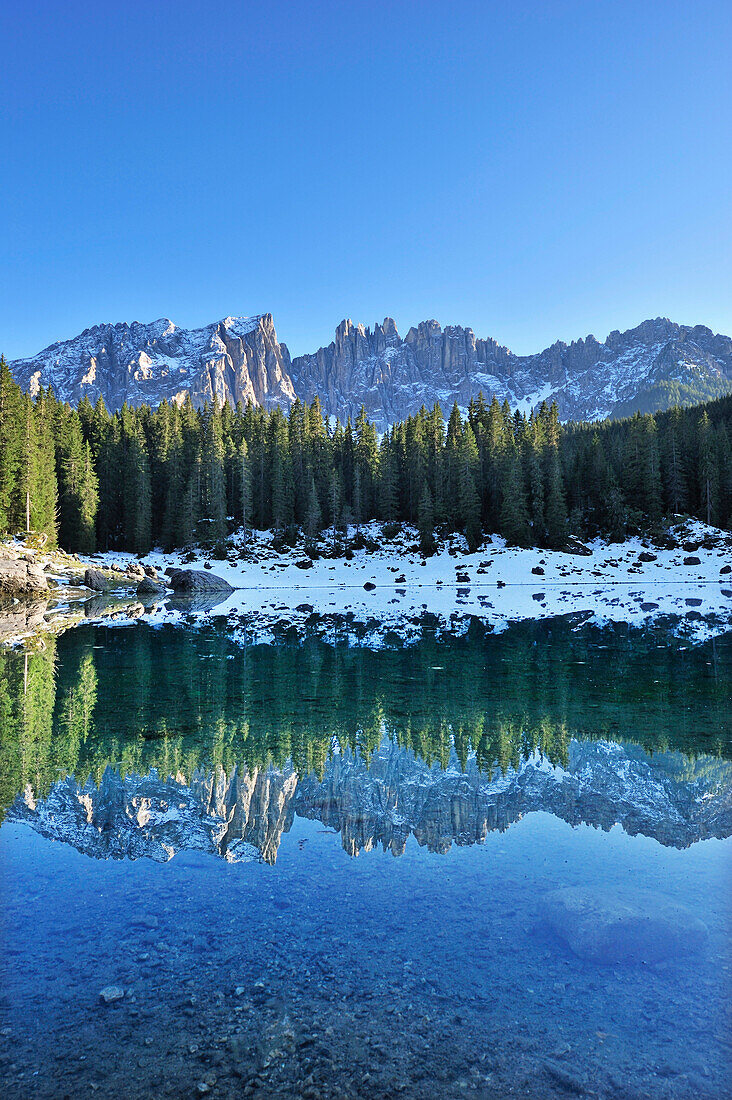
[8,311,732,425]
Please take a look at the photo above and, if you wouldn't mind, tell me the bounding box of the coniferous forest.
[0,355,730,556]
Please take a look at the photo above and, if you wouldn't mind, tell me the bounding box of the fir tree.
[418,484,436,555]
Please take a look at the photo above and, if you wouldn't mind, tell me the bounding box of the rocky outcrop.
[290,315,732,428]
[168,569,233,593]
[10,314,295,414]
[10,313,732,425]
[0,598,51,643]
[0,559,49,598]
[8,763,298,864]
[9,739,732,865]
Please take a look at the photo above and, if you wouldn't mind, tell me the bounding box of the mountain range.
[8,740,732,863]
[9,313,732,427]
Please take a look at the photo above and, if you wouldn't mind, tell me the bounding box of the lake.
[1,618,730,1099]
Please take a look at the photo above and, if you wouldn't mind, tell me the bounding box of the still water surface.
[1,620,730,1099]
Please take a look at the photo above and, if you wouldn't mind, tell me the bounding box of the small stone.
[363,582,376,591]
[543,1061,584,1093]
[99,985,125,1004]
[683,555,701,565]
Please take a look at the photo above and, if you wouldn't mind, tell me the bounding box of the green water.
[1,619,730,817]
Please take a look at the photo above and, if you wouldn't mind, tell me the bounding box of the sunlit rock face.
[9,314,295,414]
[10,314,732,424]
[294,740,732,855]
[8,740,732,864]
[289,316,732,428]
[8,763,299,864]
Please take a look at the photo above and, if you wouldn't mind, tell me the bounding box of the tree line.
[0,355,730,554]
[2,619,728,819]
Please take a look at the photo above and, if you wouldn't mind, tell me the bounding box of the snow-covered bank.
[2,519,730,648]
[79,519,732,646]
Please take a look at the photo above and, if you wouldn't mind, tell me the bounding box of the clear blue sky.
[2,0,731,360]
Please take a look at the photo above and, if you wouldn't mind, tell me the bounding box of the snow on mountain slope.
[290,316,732,427]
[9,313,295,413]
[8,313,732,423]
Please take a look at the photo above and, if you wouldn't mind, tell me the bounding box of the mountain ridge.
[9,312,732,427]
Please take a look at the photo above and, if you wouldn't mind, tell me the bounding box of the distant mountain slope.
[9,740,732,862]
[9,313,732,426]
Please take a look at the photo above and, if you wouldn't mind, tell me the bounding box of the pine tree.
[661,406,688,516]
[56,409,98,552]
[697,411,719,526]
[123,417,152,554]
[199,402,227,548]
[378,435,399,521]
[500,447,531,546]
[29,390,59,546]
[418,484,436,555]
[305,475,322,547]
[270,411,294,536]
[237,438,253,545]
[458,425,482,550]
[544,448,567,549]
[0,357,23,535]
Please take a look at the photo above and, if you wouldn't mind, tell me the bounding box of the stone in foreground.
[168,569,234,594]
[542,887,708,964]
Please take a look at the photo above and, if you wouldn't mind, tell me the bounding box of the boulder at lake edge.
[137,577,167,596]
[0,560,50,598]
[84,568,110,592]
[168,569,234,593]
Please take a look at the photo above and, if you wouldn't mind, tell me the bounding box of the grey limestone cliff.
[8,740,732,865]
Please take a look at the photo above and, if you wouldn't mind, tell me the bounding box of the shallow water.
[1,620,731,1099]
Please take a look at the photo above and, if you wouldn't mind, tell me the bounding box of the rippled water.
[1,620,731,1099]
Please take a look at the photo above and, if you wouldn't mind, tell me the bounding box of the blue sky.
[2,0,731,359]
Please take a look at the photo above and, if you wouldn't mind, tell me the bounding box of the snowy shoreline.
[2,519,731,648]
[83,518,732,646]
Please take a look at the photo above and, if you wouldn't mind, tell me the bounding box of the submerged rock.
[99,985,125,1004]
[541,887,708,965]
[168,569,233,593]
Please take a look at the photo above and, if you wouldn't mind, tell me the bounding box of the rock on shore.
[0,559,49,598]
[168,569,234,593]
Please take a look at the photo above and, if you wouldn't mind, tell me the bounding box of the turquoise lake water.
[0,620,730,1099]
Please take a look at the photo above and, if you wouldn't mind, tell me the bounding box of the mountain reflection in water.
[2,619,731,1100]
[1,620,730,863]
